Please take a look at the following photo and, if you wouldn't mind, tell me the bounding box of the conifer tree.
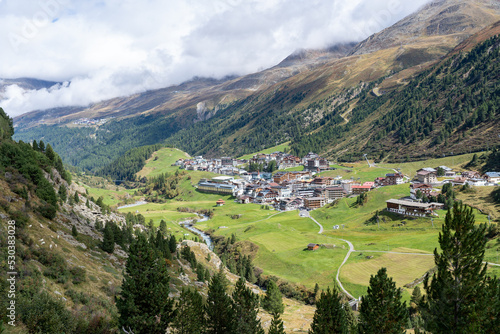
[205,268,235,334]
[358,267,408,334]
[101,223,115,254]
[171,288,205,334]
[71,225,78,238]
[116,234,174,334]
[169,234,177,254]
[39,140,45,152]
[32,139,39,151]
[232,277,264,334]
[45,143,56,162]
[263,280,284,315]
[268,313,286,334]
[343,302,358,333]
[74,192,79,203]
[58,184,67,202]
[309,287,348,334]
[159,219,167,236]
[422,203,489,333]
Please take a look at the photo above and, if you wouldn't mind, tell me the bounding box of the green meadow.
[85,148,498,301]
[238,142,291,160]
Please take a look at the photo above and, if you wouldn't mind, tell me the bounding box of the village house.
[410,183,433,199]
[351,185,372,195]
[484,172,500,183]
[467,178,487,187]
[307,243,320,251]
[304,197,327,209]
[311,177,336,187]
[383,173,404,186]
[279,197,303,211]
[216,199,225,206]
[325,186,348,202]
[386,199,444,217]
[273,171,311,184]
[451,177,467,186]
[416,170,438,184]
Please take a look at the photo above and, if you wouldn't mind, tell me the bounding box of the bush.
[70,267,87,285]
[19,291,74,333]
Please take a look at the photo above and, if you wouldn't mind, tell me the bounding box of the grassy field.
[136,147,191,179]
[82,149,499,303]
[238,142,290,160]
[321,163,394,183]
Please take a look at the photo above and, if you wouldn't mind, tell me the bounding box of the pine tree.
[58,184,67,202]
[32,139,39,151]
[171,288,205,334]
[422,203,489,333]
[205,268,235,334]
[45,143,56,162]
[74,192,79,203]
[71,225,78,238]
[159,219,167,236]
[116,234,174,334]
[309,287,348,334]
[39,140,45,152]
[232,277,264,334]
[262,280,284,315]
[101,223,115,254]
[343,302,358,334]
[268,313,286,334]
[358,267,408,334]
[169,235,177,254]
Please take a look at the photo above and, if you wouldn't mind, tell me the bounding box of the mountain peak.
[350,0,500,55]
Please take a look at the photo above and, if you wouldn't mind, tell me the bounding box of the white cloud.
[0,0,431,117]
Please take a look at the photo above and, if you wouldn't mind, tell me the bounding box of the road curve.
[336,238,355,300]
[301,210,324,234]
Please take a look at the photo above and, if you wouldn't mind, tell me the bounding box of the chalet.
[410,183,433,199]
[484,172,500,183]
[304,197,327,209]
[312,177,335,187]
[340,180,361,193]
[273,171,311,184]
[384,173,404,186]
[325,187,348,202]
[216,199,225,207]
[374,177,385,187]
[416,170,437,184]
[237,196,251,204]
[279,156,301,169]
[451,177,467,186]
[386,199,444,217]
[461,171,481,179]
[307,243,320,251]
[352,185,372,195]
[279,197,303,211]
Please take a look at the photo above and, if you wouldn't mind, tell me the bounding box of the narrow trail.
[336,238,355,300]
[301,210,324,234]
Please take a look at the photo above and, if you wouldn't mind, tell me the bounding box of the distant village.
[173,152,500,217]
[72,118,110,126]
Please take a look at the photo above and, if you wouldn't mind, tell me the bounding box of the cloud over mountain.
[0,0,431,117]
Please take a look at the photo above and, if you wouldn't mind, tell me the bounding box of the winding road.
[336,239,355,300]
[301,210,324,234]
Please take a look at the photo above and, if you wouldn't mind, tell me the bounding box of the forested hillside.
[291,34,500,161]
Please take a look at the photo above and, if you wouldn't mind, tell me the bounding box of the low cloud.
[0,0,431,117]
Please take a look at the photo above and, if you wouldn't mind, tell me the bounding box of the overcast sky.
[0,0,431,117]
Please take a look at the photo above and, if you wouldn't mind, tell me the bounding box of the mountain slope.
[12,0,500,171]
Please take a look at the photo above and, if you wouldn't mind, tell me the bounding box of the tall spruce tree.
[422,203,490,333]
[262,280,284,315]
[205,268,235,334]
[309,287,348,334]
[232,277,264,334]
[101,223,115,254]
[116,234,174,334]
[358,267,408,334]
[171,287,205,334]
[268,313,286,334]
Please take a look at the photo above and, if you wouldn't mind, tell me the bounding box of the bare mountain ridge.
[351,0,500,55]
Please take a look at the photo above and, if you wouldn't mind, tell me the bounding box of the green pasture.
[136,147,191,178]
[238,142,290,160]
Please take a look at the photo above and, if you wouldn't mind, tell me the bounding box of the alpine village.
[2,0,500,333]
